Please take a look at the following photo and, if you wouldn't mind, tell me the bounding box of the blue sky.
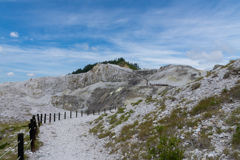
[1,0,240,83]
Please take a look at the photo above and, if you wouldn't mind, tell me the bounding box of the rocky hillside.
[1,59,240,159]
[0,62,204,123]
[89,59,240,159]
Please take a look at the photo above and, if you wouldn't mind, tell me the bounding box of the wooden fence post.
[18,133,24,160]
[76,111,77,118]
[64,112,66,119]
[110,107,111,112]
[93,110,95,115]
[87,110,89,116]
[54,113,56,122]
[58,113,60,120]
[81,111,83,117]
[104,108,105,114]
[44,114,46,123]
[98,109,100,115]
[70,111,72,118]
[32,115,38,136]
[29,119,36,152]
[49,113,51,123]
[40,114,42,124]
[37,114,40,127]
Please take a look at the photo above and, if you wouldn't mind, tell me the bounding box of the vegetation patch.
[0,121,41,159]
[148,126,184,160]
[131,99,143,106]
[191,82,201,90]
[190,96,221,116]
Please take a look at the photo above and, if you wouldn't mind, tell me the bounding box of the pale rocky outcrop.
[0,63,206,122]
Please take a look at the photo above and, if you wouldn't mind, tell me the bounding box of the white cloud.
[27,73,36,77]
[6,72,15,76]
[0,46,3,52]
[10,32,19,38]
[186,50,224,65]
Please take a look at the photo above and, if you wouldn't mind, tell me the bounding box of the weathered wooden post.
[40,114,43,124]
[44,114,46,123]
[81,111,83,117]
[58,113,60,120]
[32,115,37,136]
[104,108,105,114]
[49,113,51,123]
[70,111,72,118]
[87,110,89,116]
[110,107,111,112]
[18,133,24,160]
[98,109,100,115]
[29,119,36,152]
[76,111,77,118]
[37,114,40,127]
[54,113,56,122]
[93,110,95,115]
[64,112,66,119]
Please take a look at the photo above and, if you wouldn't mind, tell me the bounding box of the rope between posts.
[0,141,20,159]
[24,139,33,152]
[24,128,31,138]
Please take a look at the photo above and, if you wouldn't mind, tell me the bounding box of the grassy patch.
[190,96,221,116]
[0,121,40,159]
[131,99,143,106]
[145,96,156,104]
[226,108,240,126]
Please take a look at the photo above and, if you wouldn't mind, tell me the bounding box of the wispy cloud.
[6,72,14,76]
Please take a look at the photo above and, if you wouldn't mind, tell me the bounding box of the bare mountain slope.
[0,63,205,122]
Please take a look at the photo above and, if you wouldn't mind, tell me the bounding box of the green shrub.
[148,135,184,160]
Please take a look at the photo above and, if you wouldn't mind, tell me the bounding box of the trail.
[27,115,118,160]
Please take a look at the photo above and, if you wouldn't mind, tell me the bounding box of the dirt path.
[27,115,118,160]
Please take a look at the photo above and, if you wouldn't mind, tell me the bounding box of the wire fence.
[0,107,117,160]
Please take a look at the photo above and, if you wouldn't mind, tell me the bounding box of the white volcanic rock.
[0,63,205,122]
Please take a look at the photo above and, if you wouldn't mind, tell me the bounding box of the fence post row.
[14,108,123,159]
